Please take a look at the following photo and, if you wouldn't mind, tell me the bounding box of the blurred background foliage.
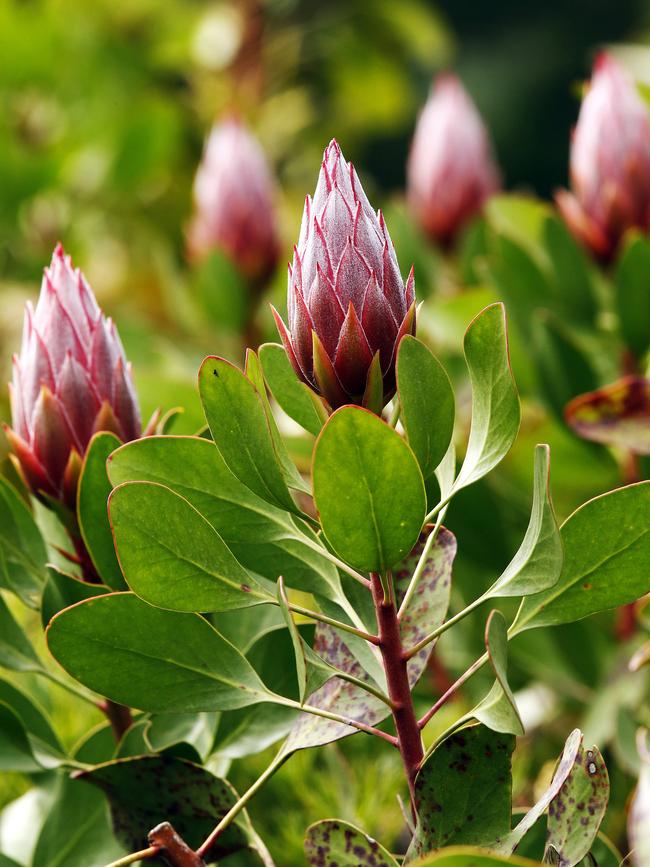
[1,1,650,864]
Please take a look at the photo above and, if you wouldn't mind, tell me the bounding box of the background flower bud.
[187,116,280,283]
[556,54,650,259]
[6,244,141,503]
[273,140,415,411]
[407,74,500,247]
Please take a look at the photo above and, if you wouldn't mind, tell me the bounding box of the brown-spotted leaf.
[284,527,456,752]
[565,376,650,455]
[304,819,398,866]
[544,742,608,866]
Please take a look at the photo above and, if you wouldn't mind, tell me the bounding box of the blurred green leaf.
[40,566,107,629]
[543,215,598,326]
[0,477,48,608]
[615,234,650,359]
[0,593,43,673]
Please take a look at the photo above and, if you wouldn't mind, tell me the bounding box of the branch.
[418,651,488,730]
[404,593,487,660]
[103,847,159,867]
[270,597,379,645]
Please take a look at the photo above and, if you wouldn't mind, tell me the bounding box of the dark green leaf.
[76,754,252,861]
[405,724,515,861]
[46,592,271,712]
[198,356,297,512]
[513,482,650,632]
[77,432,126,590]
[0,677,60,754]
[0,702,44,773]
[109,481,270,612]
[31,773,124,867]
[543,216,597,326]
[531,310,599,421]
[453,303,520,493]
[304,820,398,866]
[145,712,218,762]
[259,342,328,437]
[0,593,43,672]
[41,566,107,629]
[488,444,562,598]
[615,234,650,358]
[0,476,48,607]
[313,406,426,572]
[108,435,343,601]
[397,335,455,479]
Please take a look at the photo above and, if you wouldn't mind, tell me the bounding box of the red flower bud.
[6,245,141,503]
[407,74,500,246]
[273,140,415,410]
[187,117,280,282]
[556,54,650,259]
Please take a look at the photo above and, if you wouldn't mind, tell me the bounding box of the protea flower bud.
[556,54,650,260]
[5,244,141,505]
[187,117,280,283]
[407,74,500,247]
[272,140,415,411]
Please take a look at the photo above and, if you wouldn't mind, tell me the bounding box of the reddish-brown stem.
[371,572,424,809]
[418,652,487,730]
[148,823,206,866]
[99,699,133,741]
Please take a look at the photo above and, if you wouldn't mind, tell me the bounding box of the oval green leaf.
[313,406,426,572]
[109,480,270,612]
[397,335,455,480]
[46,592,270,712]
[259,343,328,436]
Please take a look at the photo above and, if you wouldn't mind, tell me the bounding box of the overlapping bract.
[556,54,650,260]
[407,74,500,246]
[187,117,280,282]
[6,245,141,503]
[273,140,415,410]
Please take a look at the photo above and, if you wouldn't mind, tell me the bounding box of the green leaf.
[615,234,650,358]
[41,566,107,628]
[565,376,650,455]
[629,730,650,867]
[198,355,297,513]
[413,848,543,866]
[473,611,524,736]
[543,215,597,326]
[46,592,271,712]
[544,743,608,866]
[453,303,520,494]
[109,480,270,612]
[531,310,599,421]
[397,335,455,479]
[513,482,650,632]
[0,476,48,607]
[405,724,515,861]
[0,702,45,773]
[0,593,43,672]
[284,527,455,752]
[259,343,328,437]
[488,444,562,598]
[313,406,426,572]
[245,348,311,495]
[76,754,256,862]
[31,773,124,867]
[277,577,334,703]
[145,712,218,762]
[108,435,343,601]
[304,820,398,866]
[0,677,60,754]
[77,431,126,590]
[488,234,552,341]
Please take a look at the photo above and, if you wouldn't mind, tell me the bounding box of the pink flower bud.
[273,140,415,410]
[6,244,141,503]
[556,54,650,259]
[187,117,280,282]
[407,74,500,246]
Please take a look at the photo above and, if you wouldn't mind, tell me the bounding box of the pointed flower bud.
[6,244,141,503]
[273,140,416,411]
[556,54,650,259]
[407,74,500,246]
[187,117,280,282]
